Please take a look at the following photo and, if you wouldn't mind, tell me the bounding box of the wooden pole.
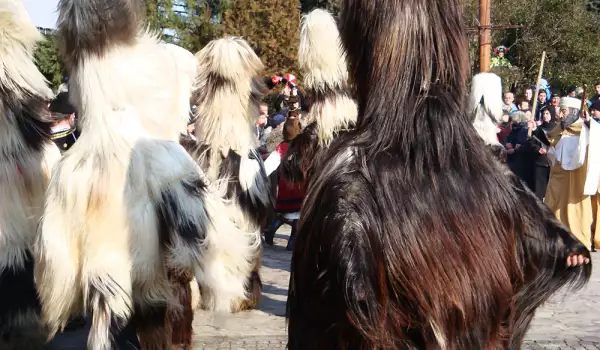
[479,0,491,72]
[529,51,546,137]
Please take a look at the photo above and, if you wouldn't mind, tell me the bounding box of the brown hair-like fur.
[286,0,590,349]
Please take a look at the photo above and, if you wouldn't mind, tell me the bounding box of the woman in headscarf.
[504,111,534,190]
[526,106,557,199]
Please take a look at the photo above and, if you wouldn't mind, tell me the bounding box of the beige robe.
[544,122,593,249]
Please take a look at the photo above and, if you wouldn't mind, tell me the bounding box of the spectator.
[49,91,79,153]
[526,106,556,199]
[504,111,534,190]
[591,82,600,103]
[503,91,518,114]
[263,113,305,250]
[533,90,547,122]
[517,99,530,112]
[523,86,533,105]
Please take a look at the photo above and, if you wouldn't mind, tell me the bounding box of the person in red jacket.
[263,111,305,250]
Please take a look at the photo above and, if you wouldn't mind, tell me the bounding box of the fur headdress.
[470,72,503,145]
[0,0,53,101]
[192,37,266,157]
[298,9,357,145]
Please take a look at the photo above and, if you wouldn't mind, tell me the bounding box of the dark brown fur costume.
[286,0,591,349]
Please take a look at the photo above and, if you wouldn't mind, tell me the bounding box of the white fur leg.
[194,195,260,312]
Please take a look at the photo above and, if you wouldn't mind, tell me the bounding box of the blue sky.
[24,0,59,29]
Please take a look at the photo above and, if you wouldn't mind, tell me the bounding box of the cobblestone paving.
[193,226,600,349]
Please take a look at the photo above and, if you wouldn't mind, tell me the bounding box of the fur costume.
[34,1,213,349]
[469,72,507,161]
[180,37,272,314]
[286,0,590,349]
[0,1,62,348]
[281,9,357,184]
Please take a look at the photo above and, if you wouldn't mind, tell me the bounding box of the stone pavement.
[192,226,600,349]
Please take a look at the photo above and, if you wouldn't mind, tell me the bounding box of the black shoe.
[264,231,274,246]
[286,236,295,251]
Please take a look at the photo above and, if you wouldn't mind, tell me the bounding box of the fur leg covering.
[188,37,272,313]
[37,0,209,348]
[194,192,262,312]
[0,1,61,348]
[168,270,194,350]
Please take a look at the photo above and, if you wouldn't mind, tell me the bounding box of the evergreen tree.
[222,0,301,76]
[143,0,223,53]
[34,34,64,88]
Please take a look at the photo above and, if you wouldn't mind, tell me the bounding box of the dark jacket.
[50,127,80,153]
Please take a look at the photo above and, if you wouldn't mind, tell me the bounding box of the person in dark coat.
[525,106,556,199]
[48,91,80,153]
[504,111,534,190]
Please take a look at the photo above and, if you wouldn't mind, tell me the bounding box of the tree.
[222,0,301,76]
[464,0,600,93]
[143,0,224,53]
[34,34,65,88]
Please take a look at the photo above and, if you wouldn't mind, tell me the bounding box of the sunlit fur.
[0,1,62,348]
[282,9,357,184]
[286,0,591,349]
[182,37,272,313]
[34,1,209,349]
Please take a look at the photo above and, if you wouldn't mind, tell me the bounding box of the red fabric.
[275,142,306,212]
[497,125,511,143]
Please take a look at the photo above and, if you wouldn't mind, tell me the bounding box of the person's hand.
[507,148,515,154]
[505,143,513,149]
[581,110,591,122]
[515,144,521,150]
[536,120,542,126]
[539,148,547,155]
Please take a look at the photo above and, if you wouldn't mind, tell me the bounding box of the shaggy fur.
[0,1,62,348]
[286,0,591,349]
[281,9,357,184]
[183,37,272,314]
[35,0,209,349]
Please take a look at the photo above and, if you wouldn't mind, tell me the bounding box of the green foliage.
[222,0,301,76]
[143,0,225,53]
[465,0,600,93]
[33,34,64,88]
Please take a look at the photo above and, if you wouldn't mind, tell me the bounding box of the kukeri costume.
[280,9,357,185]
[0,1,62,348]
[286,0,590,349]
[34,1,213,349]
[181,37,272,313]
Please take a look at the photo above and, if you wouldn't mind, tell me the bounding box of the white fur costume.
[469,72,504,146]
[0,1,62,348]
[181,37,272,313]
[33,1,213,349]
[299,9,357,143]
